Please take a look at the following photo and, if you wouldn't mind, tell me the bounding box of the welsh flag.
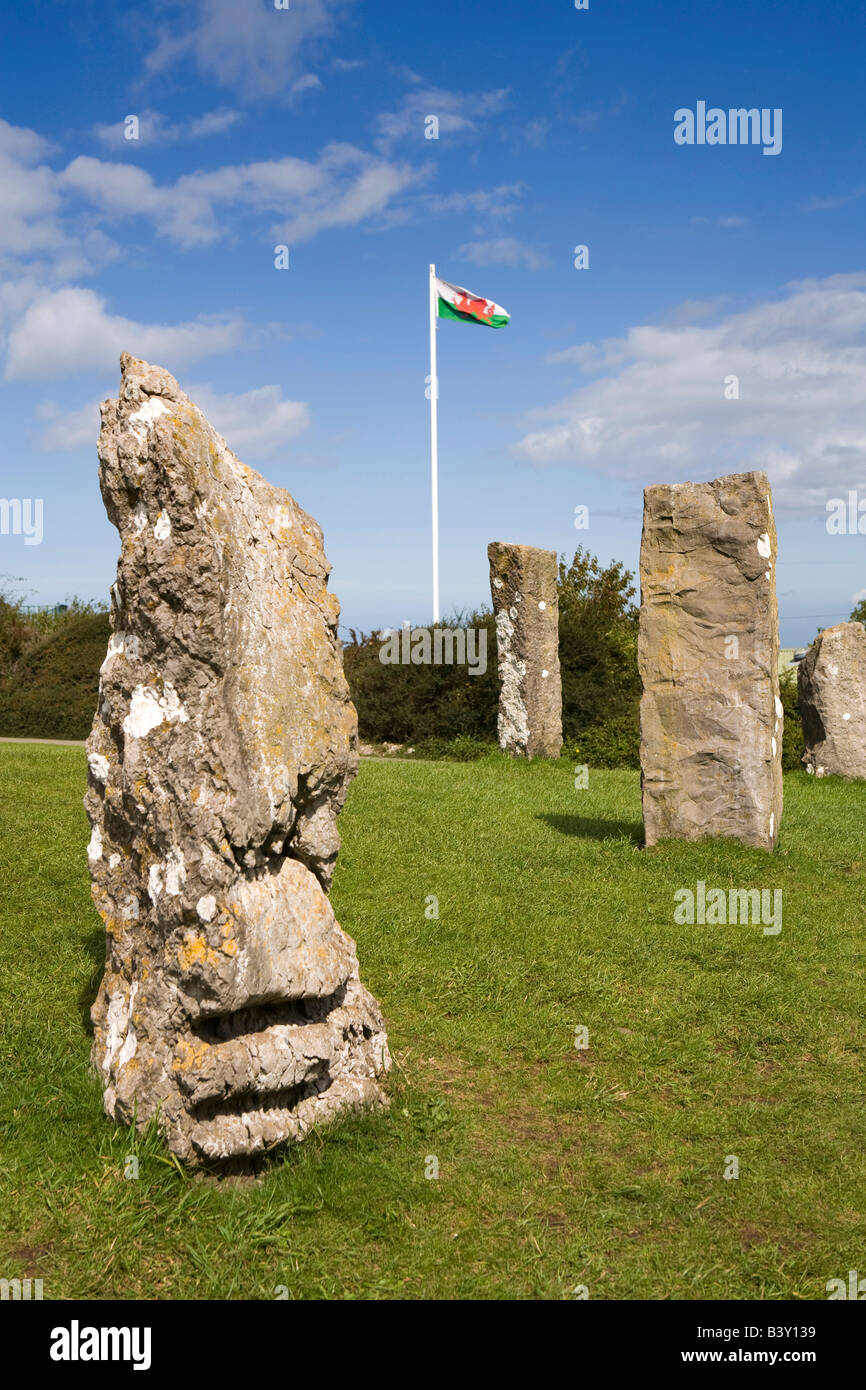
[434,275,510,329]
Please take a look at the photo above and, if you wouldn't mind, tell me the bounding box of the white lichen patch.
[153,510,171,541]
[164,848,186,897]
[128,397,171,443]
[123,682,189,739]
[772,737,777,756]
[122,895,139,920]
[108,853,121,870]
[132,502,148,533]
[196,895,217,922]
[88,751,110,783]
[774,696,784,720]
[757,533,772,559]
[103,981,138,1075]
[148,863,164,904]
[87,825,103,861]
[100,632,141,674]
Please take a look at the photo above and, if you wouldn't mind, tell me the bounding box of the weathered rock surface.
[638,471,783,849]
[86,353,389,1165]
[797,622,866,779]
[488,542,562,758]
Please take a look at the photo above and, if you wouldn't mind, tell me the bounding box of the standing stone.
[86,354,389,1166]
[488,542,562,758]
[638,471,783,849]
[797,622,866,779]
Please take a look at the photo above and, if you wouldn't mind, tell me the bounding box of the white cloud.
[690,214,750,229]
[515,273,866,514]
[60,144,418,248]
[0,119,61,259]
[39,398,100,450]
[518,119,549,150]
[5,288,245,380]
[93,108,242,148]
[805,187,866,212]
[40,382,310,458]
[186,384,310,457]
[418,184,526,221]
[458,237,547,271]
[144,0,348,98]
[376,85,509,153]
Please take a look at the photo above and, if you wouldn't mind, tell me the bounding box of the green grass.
[0,744,863,1300]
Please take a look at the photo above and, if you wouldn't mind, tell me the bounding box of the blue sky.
[1,0,864,644]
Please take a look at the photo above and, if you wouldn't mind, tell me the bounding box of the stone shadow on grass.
[77,924,105,1037]
[539,812,643,846]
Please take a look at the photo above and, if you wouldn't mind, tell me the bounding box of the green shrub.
[565,714,640,769]
[407,734,497,762]
[343,611,499,744]
[557,548,641,742]
[0,609,110,740]
[779,667,805,772]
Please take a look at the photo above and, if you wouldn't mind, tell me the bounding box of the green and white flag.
[433,275,510,328]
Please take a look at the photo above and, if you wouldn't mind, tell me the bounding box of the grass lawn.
[0,742,863,1300]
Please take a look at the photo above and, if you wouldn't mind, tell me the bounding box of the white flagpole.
[429,262,440,624]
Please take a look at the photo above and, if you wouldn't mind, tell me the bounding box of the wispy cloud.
[458,237,548,271]
[60,144,419,248]
[516,273,866,514]
[6,287,245,380]
[40,381,310,458]
[804,186,866,212]
[93,108,242,148]
[375,84,509,153]
[690,214,750,228]
[143,0,350,99]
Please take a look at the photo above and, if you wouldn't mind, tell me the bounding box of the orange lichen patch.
[172,1037,210,1072]
[219,921,238,957]
[177,932,222,971]
[190,787,200,803]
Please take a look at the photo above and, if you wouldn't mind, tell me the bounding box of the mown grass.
[0,744,863,1300]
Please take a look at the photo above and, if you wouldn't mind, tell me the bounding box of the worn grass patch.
[0,744,862,1299]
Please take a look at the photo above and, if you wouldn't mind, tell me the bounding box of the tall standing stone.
[797,622,866,779]
[638,471,783,849]
[86,354,389,1166]
[488,541,562,758]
